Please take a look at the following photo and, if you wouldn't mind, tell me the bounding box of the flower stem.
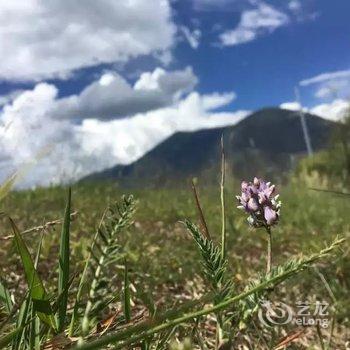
[218,135,226,346]
[266,226,272,274]
[220,135,226,260]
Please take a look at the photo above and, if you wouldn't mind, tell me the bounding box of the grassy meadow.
[0,173,349,349]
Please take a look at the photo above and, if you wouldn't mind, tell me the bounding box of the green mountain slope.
[84,108,335,185]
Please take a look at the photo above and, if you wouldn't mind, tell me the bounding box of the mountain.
[84,108,335,185]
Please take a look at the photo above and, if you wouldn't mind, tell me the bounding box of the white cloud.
[300,69,350,86]
[134,67,196,97]
[79,92,248,166]
[220,2,289,46]
[310,99,349,121]
[201,92,236,109]
[0,90,25,107]
[287,0,318,22]
[220,28,257,46]
[0,83,79,185]
[192,0,246,11]
[53,67,198,120]
[0,0,176,81]
[0,78,247,188]
[281,99,349,122]
[314,79,350,99]
[288,0,301,12]
[300,69,350,100]
[314,87,332,99]
[280,101,302,111]
[179,26,202,49]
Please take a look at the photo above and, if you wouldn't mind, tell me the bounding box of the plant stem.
[220,135,226,260]
[316,324,325,350]
[82,243,108,335]
[73,238,343,350]
[69,209,108,337]
[218,135,226,345]
[266,226,272,274]
[73,262,305,350]
[191,179,211,240]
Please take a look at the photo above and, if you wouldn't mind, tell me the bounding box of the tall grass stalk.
[123,259,131,323]
[316,324,326,350]
[58,187,71,332]
[68,209,108,336]
[220,135,226,260]
[191,179,211,240]
[81,196,136,336]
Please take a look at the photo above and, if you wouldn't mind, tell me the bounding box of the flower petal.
[247,198,259,211]
[264,206,277,226]
[241,181,248,190]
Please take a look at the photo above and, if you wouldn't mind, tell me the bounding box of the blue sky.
[0,0,349,187]
[174,0,350,110]
[1,0,349,109]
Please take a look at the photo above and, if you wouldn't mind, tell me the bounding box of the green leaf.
[0,173,17,203]
[0,327,23,348]
[13,293,31,350]
[0,279,13,314]
[184,220,234,302]
[9,218,56,331]
[69,209,109,337]
[29,234,45,350]
[29,314,40,350]
[123,259,131,323]
[58,187,72,332]
[81,195,136,336]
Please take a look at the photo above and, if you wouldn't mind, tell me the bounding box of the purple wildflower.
[236,177,281,228]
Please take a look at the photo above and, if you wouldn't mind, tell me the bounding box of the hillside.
[85,108,335,185]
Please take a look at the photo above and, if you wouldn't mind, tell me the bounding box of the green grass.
[0,180,349,348]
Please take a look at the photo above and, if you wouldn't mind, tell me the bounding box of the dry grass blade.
[316,324,326,350]
[42,333,78,350]
[0,211,78,241]
[191,179,211,240]
[96,312,119,335]
[273,329,305,349]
